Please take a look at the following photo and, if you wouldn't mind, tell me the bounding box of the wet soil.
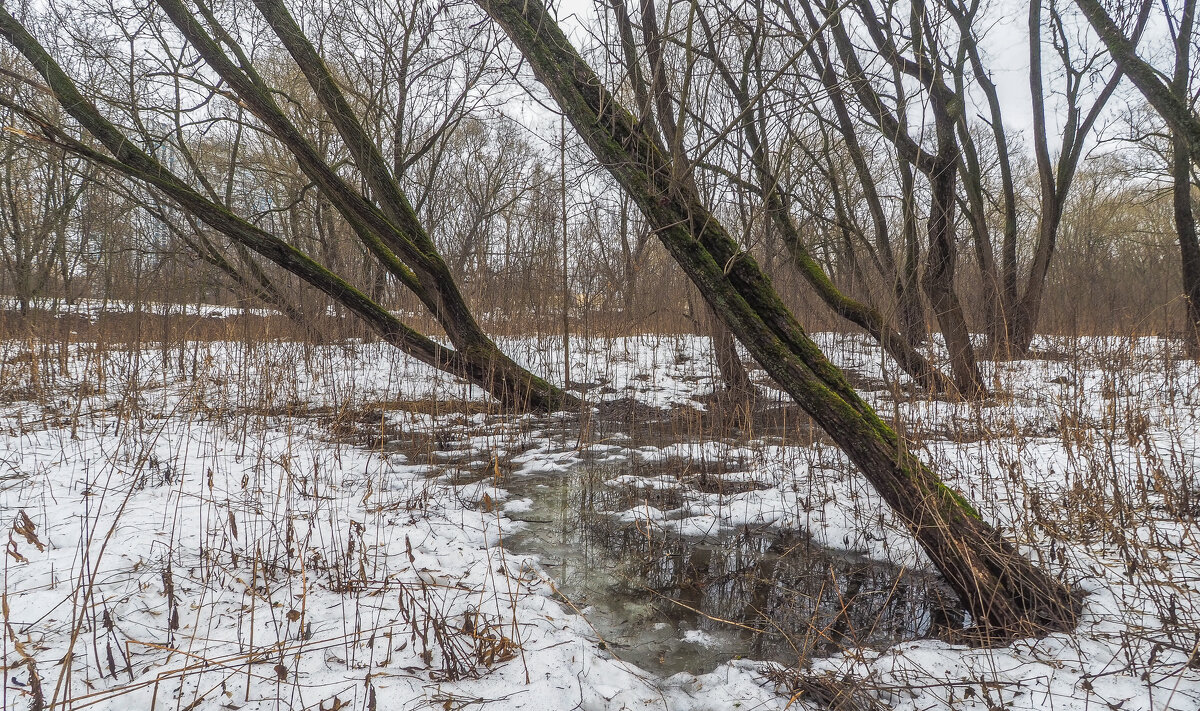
[503,461,964,675]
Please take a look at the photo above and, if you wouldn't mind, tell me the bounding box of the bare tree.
[0,0,578,410]
[604,0,759,402]
[943,0,1152,356]
[477,0,1078,637]
[682,0,957,394]
[616,0,959,394]
[0,62,91,313]
[1075,0,1200,349]
[804,0,986,396]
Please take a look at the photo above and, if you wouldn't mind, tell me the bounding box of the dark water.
[504,461,963,676]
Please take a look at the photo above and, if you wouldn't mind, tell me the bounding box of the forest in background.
[0,0,1193,344]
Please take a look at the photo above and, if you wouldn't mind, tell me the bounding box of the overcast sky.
[509,0,1178,165]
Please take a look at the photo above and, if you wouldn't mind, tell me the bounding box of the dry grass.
[0,312,1198,709]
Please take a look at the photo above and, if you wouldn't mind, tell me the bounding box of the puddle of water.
[504,461,962,676]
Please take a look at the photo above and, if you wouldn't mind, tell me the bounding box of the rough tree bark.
[1175,136,1200,350]
[161,0,574,409]
[477,0,1078,637]
[923,138,983,399]
[0,4,577,411]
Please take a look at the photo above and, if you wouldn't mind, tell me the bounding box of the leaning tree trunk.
[479,0,1078,637]
[153,0,573,411]
[799,13,934,362]
[0,7,577,413]
[812,3,982,395]
[702,29,953,395]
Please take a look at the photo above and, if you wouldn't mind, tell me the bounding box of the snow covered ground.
[0,332,1198,710]
[0,297,278,321]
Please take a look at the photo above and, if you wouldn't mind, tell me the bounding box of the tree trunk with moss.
[696,13,953,395]
[478,0,1078,636]
[709,309,756,403]
[0,4,576,412]
[173,0,574,409]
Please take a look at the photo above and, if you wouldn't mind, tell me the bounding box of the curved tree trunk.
[777,228,953,394]
[816,2,985,396]
[0,7,577,412]
[156,0,566,409]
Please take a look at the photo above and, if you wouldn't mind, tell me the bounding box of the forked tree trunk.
[924,151,985,397]
[816,4,984,396]
[479,0,1078,637]
[157,0,573,410]
[699,18,953,395]
[0,7,576,413]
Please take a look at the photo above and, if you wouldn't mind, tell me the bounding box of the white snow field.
[0,332,1198,710]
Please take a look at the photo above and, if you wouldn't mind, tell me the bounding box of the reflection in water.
[505,462,962,676]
